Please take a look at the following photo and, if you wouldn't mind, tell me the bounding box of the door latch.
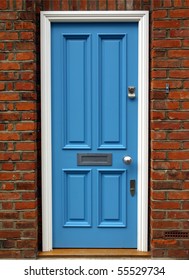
[130,180,135,196]
[128,86,136,99]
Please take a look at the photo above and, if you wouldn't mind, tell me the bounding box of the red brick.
[151,131,166,140]
[15,82,35,91]
[152,211,166,219]
[169,70,189,78]
[0,62,20,70]
[152,191,166,200]
[23,212,37,219]
[168,151,189,160]
[168,250,189,258]
[0,0,7,9]
[16,142,36,151]
[15,201,36,210]
[15,42,35,50]
[0,12,18,20]
[108,0,116,10]
[167,211,189,219]
[0,212,19,219]
[0,132,20,141]
[168,49,189,58]
[152,239,179,248]
[0,152,20,161]
[0,93,20,101]
[20,31,34,40]
[168,132,189,140]
[0,32,18,40]
[152,221,180,229]
[14,22,35,30]
[151,151,166,160]
[151,70,166,78]
[16,122,35,131]
[15,102,36,111]
[151,111,166,120]
[152,181,182,190]
[169,91,189,100]
[117,0,125,10]
[151,171,167,180]
[17,240,37,249]
[153,141,180,150]
[152,80,182,89]
[170,9,189,18]
[99,0,107,10]
[2,163,14,171]
[16,162,36,170]
[168,192,189,200]
[151,121,181,130]
[16,182,35,190]
[152,10,167,18]
[0,173,21,181]
[153,20,180,28]
[16,221,36,229]
[168,112,189,120]
[170,29,189,37]
[1,202,12,211]
[183,202,189,210]
[16,52,35,60]
[153,39,181,48]
[23,173,35,180]
[0,231,21,238]
[153,161,181,170]
[22,112,37,120]
[22,193,36,200]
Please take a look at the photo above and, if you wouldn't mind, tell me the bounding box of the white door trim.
[40,11,149,252]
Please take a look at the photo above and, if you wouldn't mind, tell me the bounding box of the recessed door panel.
[63,170,91,227]
[62,34,91,149]
[98,170,126,227]
[98,34,127,149]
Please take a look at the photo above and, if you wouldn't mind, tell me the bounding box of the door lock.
[128,86,136,99]
[130,180,135,196]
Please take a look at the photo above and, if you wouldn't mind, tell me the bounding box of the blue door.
[51,22,138,248]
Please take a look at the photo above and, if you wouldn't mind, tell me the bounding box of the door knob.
[123,156,132,165]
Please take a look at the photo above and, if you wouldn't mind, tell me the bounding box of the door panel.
[98,34,126,148]
[51,22,138,248]
[62,34,91,149]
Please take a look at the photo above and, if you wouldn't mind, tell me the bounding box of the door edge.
[40,11,149,252]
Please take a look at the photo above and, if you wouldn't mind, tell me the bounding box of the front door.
[51,22,138,248]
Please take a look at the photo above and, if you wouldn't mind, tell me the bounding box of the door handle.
[130,180,135,196]
[123,156,132,165]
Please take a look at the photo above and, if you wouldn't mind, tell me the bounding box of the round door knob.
[123,156,132,165]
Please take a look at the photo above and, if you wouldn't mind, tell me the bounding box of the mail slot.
[77,153,112,166]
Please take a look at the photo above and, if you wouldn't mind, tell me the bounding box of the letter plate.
[77,153,112,166]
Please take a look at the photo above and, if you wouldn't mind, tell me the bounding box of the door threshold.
[38,249,151,258]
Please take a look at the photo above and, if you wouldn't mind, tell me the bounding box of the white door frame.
[40,11,149,252]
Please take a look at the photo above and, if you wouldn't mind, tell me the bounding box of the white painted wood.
[41,11,149,252]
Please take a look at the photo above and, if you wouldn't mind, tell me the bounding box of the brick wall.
[0,0,39,258]
[151,0,189,259]
[0,0,189,259]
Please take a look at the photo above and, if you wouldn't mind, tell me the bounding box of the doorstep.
[38,249,151,258]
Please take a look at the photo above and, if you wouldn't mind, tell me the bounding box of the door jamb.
[40,11,149,252]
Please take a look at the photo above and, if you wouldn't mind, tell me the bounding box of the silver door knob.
[123,156,132,165]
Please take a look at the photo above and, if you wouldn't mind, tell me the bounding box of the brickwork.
[151,0,189,259]
[0,0,38,258]
[0,0,189,259]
